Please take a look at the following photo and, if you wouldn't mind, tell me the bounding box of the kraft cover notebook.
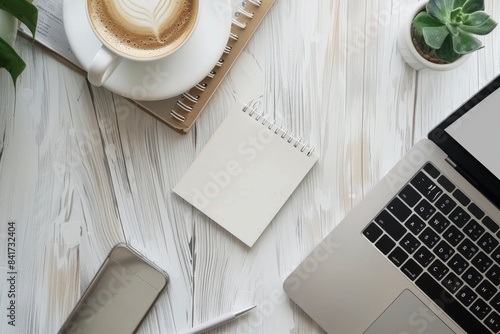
[173,104,319,247]
[20,0,276,134]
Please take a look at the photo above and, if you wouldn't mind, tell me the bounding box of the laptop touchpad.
[364,290,455,334]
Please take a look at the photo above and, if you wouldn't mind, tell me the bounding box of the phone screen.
[58,244,168,334]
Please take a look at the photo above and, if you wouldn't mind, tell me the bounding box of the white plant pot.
[398,1,471,72]
[0,9,18,46]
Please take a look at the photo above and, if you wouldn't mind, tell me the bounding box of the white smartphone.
[58,243,169,334]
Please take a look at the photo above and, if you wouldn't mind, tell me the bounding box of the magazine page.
[19,0,81,67]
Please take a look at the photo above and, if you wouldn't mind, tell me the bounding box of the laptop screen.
[429,75,500,208]
[445,88,500,179]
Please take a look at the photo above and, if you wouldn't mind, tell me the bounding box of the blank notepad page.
[173,104,319,247]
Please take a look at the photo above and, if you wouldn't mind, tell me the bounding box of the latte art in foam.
[88,0,198,58]
[116,0,182,41]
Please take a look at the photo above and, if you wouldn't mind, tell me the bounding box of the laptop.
[283,75,500,334]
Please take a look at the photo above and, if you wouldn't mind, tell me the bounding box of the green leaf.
[423,26,450,49]
[427,0,452,23]
[0,0,38,39]
[453,0,468,9]
[460,17,498,35]
[452,29,482,53]
[450,8,461,22]
[436,34,461,62]
[0,37,26,85]
[412,12,443,33]
[461,0,485,13]
[446,22,459,35]
[464,11,490,25]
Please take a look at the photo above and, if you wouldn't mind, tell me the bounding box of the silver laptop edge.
[284,77,500,334]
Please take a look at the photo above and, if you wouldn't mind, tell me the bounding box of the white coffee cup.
[86,0,200,86]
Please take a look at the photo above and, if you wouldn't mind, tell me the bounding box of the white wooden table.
[1,0,500,333]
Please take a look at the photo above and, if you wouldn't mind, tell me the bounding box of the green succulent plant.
[0,0,38,86]
[412,0,498,63]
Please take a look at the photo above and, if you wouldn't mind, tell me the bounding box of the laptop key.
[478,232,499,254]
[414,199,436,221]
[405,214,426,235]
[387,197,411,222]
[414,246,435,267]
[437,175,455,193]
[443,272,463,293]
[462,267,483,288]
[476,279,496,301]
[443,225,464,246]
[468,203,485,220]
[415,273,490,334]
[419,227,440,249]
[453,189,471,206]
[435,193,457,215]
[449,253,470,274]
[429,212,450,234]
[411,172,443,202]
[375,235,396,255]
[423,163,440,178]
[484,311,500,333]
[363,223,383,243]
[491,293,500,313]
[429,259,449,280]
[375,210,406,241]
[492,247,500,264]
[472,251,494,273]
[433,240,454,262]
[401,258,423,280]
[398,185,421,208]
[399,233,420,254]
[464,220,486,241]
[471,299,492,320]
[388,247,408,267]
[449,207,471,228]
[486,264,500,285]
[483,216,499,234]
[458,238,479,260]
[456,286,478,306]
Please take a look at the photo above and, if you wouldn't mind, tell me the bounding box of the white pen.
[183,305,257,334]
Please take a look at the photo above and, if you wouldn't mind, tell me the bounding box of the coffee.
[87,0,198,59]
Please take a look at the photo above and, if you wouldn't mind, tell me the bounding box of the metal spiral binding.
[195,83,207,91]
[248,0,262,6]
[237,6,254,18]
[177,100,193,112]
[171,111,186,122]
[170,0,264,124]
[231,18,247,29]
[182,93,199,103]
[229,32,239,41]
[242,105,316,157]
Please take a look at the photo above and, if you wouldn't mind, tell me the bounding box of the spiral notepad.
[173,104,319,247]
[138,0,276,133]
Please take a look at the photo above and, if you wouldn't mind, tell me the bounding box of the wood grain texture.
[1,0,499,333]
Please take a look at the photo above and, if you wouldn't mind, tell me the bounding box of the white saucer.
[64,0,231,101]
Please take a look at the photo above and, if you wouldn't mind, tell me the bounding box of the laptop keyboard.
[363,163,500,334]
